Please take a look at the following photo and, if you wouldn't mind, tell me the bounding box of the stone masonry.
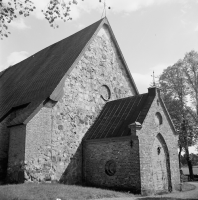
[7,25,136,183]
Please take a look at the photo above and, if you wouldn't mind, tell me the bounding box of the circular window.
[105,160,116,176]
[100,85,111,101]
[155,112,162,125]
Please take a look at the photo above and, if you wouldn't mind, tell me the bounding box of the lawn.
[0,183,134,200]
[174,182,196,192]
[181,166,198,175]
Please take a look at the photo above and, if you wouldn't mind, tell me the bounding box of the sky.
[1,0,198,152]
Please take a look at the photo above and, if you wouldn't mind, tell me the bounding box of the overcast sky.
[1,0,198,153]
[1,0,198,93]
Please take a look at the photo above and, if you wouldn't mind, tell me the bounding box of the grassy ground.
[174,182,196,192]
[138,183,197,200]
[0,183,134,200]
[181,166,198,174]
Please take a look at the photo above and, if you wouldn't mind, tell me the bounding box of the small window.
[155,112,162,125]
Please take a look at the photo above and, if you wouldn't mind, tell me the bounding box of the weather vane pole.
[100,0,111,18]
[151,71,156,87]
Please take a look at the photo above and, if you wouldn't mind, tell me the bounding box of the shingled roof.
[0,18,138,123]
[84,92,155,140]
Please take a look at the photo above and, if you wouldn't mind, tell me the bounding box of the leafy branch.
[41,0,78,29]
[0,0,36,39]
[0,0,79,39]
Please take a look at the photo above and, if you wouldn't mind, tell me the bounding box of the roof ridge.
[106,93,148,104]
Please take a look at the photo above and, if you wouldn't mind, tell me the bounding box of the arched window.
[155,112,162,125]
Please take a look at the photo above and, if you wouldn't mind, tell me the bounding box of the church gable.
[136,88,180,195]
[7,21,138,183]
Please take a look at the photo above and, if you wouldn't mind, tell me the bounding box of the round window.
[105,160,116,176]
[100,85,111,101]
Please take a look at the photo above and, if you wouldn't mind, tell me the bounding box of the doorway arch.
[152,133,172,193]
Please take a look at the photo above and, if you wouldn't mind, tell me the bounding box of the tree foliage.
[159,52,198,179]
[181,153,198,166]
[159,64,197,150]
[0,0,79,39]
[183,51,198,120]
[159,51,198,135]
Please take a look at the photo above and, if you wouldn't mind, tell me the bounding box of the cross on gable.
[100,0,111,18]
[151,71,157,87]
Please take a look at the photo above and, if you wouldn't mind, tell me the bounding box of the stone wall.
[83,137,141,193]
[10,25,135,183]
[137,88,180,195]
[25,107,52,182]
[0,116,10,181]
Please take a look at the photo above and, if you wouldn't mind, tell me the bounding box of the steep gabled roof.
[85,93,155,140]
[0,18,139,123]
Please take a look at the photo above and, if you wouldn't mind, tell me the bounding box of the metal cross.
[100,0,111,18]
[151,71,157,87]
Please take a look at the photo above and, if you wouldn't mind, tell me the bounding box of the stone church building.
[0,18,180,195]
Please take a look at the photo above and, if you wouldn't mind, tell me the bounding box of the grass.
[138,198,197,200]
[181,166,198,175]
[174,182,196,192]
[137,183,196,200]
[0,183,134,200]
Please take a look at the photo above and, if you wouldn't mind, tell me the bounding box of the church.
[0,17,180,195]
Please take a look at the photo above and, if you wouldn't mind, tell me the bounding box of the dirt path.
[95,182,198,200]
[146,182,198,199]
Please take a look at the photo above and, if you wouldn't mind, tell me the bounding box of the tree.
[0,0,78,40]
[181,153,198,167]
[159,60,196,180]
[183,50,198,121]
[191,153,198,166]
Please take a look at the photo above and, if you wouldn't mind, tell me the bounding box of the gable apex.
[100,18,139,96]
[147,86,177,135]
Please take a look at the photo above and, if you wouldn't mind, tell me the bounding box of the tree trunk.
[178,146,182,169]
[185,146,194,180]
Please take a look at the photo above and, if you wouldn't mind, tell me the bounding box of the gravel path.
[95,182,198,200]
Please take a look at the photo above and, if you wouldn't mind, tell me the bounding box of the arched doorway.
[152,133,172,193]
